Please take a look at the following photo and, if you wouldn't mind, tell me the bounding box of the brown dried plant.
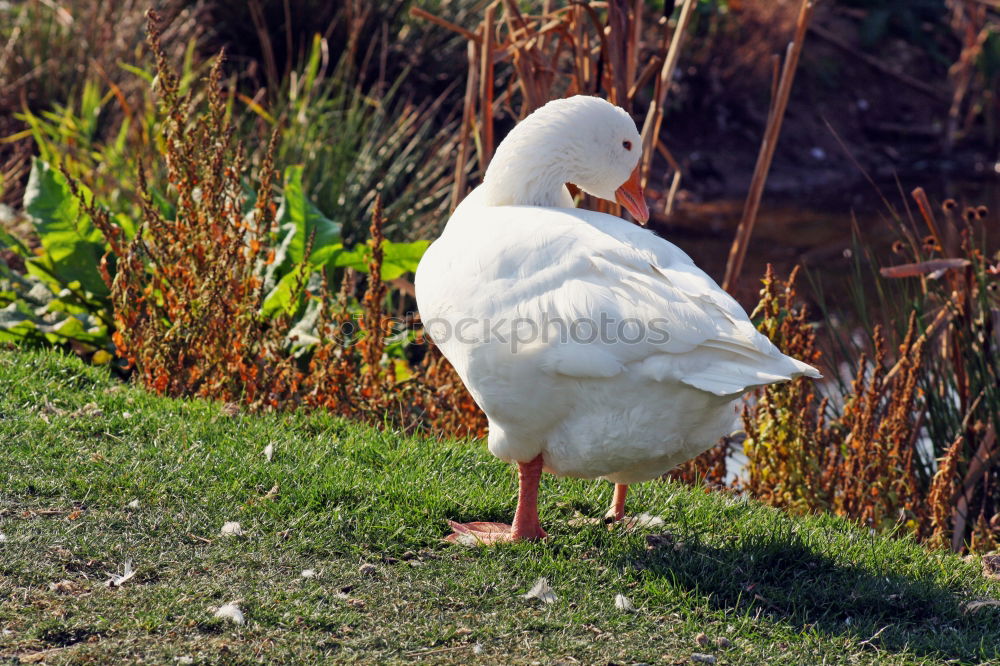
[83,14,297,408]
[883,189,1000,551]
[76,11,487,438]
[741,266,928,537]
[832,321,925,533]
[739,265,832,512]
[413,0,698,220]
[928,434,966,549]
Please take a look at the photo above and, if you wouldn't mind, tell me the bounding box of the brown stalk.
[496,16,571,60]
[479,2,497,169]
[655,139,683,214]
[951,423,998,551]
[639,0,696,189]
[408,6,481,43]
[451,40,479,212]
[768,54,781,118]
[501,1,541,113]
[573,4,591,93]
[627,55,662,103]
[627,0,642,90]
[721,0,814,294]
[911,187,948,255]
[882,302,953,384]
[606,0,630,108]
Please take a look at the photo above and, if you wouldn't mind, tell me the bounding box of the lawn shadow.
[621,529,1000,662]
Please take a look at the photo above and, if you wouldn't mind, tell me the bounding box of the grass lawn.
[1,349,999,665]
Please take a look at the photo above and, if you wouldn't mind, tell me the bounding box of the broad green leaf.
[382,239,429,280]
[333,239,429,281]
[41,314,106,345]
[277,165,341,267]
[0,292,107,346]
[261,264,310,319]
[331,246,369,273]
[0,301,46,344]
[23,158,108,297]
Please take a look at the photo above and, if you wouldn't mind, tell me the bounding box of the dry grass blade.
[911,187,948,254]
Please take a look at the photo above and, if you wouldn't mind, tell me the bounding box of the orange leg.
[511,454,547,540]
[605,483,628,522]
[446,455,547,544]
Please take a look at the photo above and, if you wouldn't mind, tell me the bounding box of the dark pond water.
[652,175,1000,311]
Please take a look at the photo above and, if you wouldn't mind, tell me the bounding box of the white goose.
[416,96,820,543]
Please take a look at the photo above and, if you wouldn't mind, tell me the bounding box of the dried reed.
[721,0,814,294]
[413,0,689,222]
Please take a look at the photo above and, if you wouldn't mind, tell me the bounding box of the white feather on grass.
[105,559,137,587]
[521,577,557,604]
[263,443,274,462]
[213,602,245,625]
[614,593,636,612]
[220,521,243,537]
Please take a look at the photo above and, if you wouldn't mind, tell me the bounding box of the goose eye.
[622,140,632,151]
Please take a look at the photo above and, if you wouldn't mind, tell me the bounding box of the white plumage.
[416,95,819,542]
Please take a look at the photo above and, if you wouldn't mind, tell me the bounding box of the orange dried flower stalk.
[75,12,489,438]
[741,267,927,537]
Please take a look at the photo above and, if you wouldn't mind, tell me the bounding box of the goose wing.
[416,204,820,397]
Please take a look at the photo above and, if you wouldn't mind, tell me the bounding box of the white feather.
[213,602,245,625]
[521,577,558,604]
[615,593,636,612]
[105,559,137,587]
[220,521,243,537]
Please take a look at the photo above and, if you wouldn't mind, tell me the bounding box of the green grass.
[1,349,998,664]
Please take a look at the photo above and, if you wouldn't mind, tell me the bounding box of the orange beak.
[614,163,649,224]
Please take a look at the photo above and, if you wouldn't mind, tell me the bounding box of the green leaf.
[23,158,108,297]
[114,212,138,241]
[382,239,429,280]
[333,239,429,281]
[261,264,310,319]
[277,165,341,267]
[331,246,369,273]
[0,301,39,341]
[0,225,31,257]
[41,314,107,346]
[118,62,155,84]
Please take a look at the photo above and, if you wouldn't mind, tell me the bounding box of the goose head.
[482,96,649,223]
